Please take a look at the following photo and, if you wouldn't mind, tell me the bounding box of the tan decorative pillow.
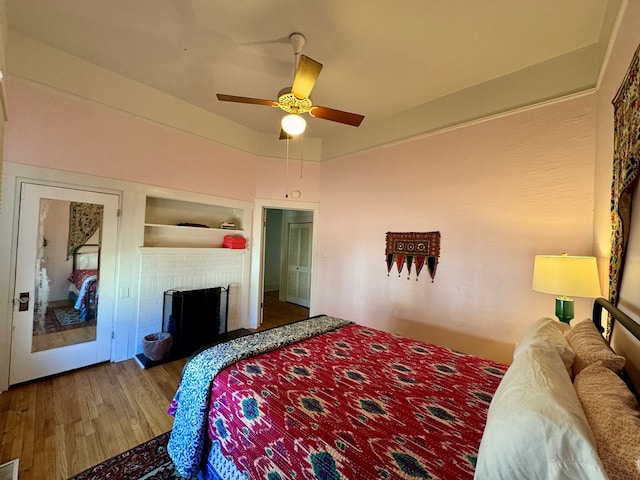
[565,319,625,376]
[574,363,640,479]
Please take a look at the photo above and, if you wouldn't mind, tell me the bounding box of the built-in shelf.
[143,196,245,248]
[138,246,247,254]
[144,223,242,232]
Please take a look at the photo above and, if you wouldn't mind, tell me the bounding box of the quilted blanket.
[169,318,507,479]
[207,324,506,479]
[168,316,351,476]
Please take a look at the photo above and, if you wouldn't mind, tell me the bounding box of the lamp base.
[555,297,574,324]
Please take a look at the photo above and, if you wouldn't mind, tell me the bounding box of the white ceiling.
[5,0,623,159]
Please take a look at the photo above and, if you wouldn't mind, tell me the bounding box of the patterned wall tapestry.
[610,42,640,307]
[67,202,103,259]
[385,231,441,281]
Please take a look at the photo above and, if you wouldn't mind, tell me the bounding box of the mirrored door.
[31,198,102,352]
[10,183,118,385]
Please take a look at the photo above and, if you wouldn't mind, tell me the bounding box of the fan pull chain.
[285,137,290,198]
[300,133,304,179]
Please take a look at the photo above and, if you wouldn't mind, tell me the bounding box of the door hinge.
[111,331,115,339]
[117,209,121,217]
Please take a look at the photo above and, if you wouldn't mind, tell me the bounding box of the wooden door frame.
[249,199,319,329]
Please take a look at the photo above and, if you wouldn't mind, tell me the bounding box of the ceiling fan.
[216,33,365,138]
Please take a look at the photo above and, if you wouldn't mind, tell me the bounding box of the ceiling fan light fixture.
[216,32,364,138]
[281,113,306,135]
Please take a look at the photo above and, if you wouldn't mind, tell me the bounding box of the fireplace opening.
[163,286,229,360]
[135,285,229,369]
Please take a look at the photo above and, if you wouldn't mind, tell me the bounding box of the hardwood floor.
[32,300,97,352]
[31,325,97,352]
[0,358,187,480]
[0,290,309,479]
[258,289,310,331]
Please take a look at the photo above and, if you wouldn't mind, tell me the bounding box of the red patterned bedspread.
[207,324,507,479]
[68,269,98,290]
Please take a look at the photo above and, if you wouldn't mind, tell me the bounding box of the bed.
[67,244,100,321]
[166,300,640,479]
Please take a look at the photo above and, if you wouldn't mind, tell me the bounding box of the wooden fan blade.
[310,106,365,127]
[279,129,293,140]
[216,94,278,107]
[292,55,323,100]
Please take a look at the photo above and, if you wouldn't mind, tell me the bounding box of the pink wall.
[594,3,640,313]
[5,78,324,204]
[4,79,259,202]
[254,156,321,202]
[4,51,615,364]
[316,96,597,362]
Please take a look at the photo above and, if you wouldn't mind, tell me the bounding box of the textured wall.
[594,1,640,306]
[591,1,640,390]
[4,79,259,202]
[316,95,597,363]
[8,8,640,368]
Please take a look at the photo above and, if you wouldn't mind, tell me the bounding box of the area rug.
[34,300,96,336]
[69,431,197,480]
[53,305,83,326]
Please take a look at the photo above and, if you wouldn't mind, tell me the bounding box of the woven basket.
[142,332,172,361]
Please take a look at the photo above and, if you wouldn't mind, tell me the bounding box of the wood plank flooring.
[260,290,310,331]
[0,290,309,479]
[0,357,187,479]
[31,326,97,352]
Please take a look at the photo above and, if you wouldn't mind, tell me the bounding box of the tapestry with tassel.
[610,42,640,308]
[385,231,440,281]
[67,202,103,259]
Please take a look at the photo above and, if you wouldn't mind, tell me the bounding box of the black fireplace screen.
[162,286,229,359]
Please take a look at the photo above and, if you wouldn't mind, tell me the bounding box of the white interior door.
[10,183,118,385]
[286,222,312,307]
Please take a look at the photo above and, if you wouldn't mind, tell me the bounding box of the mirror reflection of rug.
[53,305,83,326]
[35,300,97,335]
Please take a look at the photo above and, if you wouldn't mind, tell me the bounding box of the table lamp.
[532,253,601,324]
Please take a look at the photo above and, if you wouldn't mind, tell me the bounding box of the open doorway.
[261,208,312,330]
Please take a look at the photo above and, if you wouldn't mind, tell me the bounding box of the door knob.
[18,292,29,311]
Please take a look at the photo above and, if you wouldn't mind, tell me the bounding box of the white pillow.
[513,317,575,370]
[77,251,99,269]
[475,345,607,480]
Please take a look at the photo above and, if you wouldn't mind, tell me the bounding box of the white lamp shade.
[532,254,601,298]
[281,114,306,135]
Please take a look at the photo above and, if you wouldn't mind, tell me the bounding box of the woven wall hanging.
[385,231,441,281]
[609,41,640,308]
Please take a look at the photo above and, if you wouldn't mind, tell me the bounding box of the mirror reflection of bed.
[31,199,101,353]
